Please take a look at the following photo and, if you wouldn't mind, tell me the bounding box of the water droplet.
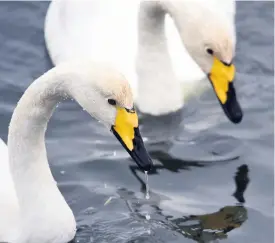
[145,213,150,220]
[144,171,150,200]
[60,170,65,175]
[104,196,113,206]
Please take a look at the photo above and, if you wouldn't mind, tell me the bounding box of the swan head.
[74,64,153,171]
[179,9,243,124]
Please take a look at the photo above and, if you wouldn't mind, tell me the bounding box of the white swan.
[44,0,243,123]
[0,60,152,243]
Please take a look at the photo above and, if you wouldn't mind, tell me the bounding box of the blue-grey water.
[0,1,273,243]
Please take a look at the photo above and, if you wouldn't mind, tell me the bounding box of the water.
[0,1,273,243]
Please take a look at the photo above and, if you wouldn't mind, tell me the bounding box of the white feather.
[44,0,236,115]
[0,60,136,243]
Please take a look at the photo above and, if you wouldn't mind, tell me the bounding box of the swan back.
[45,0,140,97]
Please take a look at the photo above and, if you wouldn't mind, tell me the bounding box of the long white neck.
[136,1,184,115]
[7,63,97,242]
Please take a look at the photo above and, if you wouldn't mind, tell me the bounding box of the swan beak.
[208,56,243,124]
[111,107,153,171]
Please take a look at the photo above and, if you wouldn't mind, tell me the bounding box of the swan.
[44,0,243,123]
[0,60,153,243]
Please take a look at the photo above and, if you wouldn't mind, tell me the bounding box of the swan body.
[0,60,152,243]
[44,0,242,122]
[0,138,19,242]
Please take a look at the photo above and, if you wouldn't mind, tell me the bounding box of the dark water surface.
[0,1,273,243]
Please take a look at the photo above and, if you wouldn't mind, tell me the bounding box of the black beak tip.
[221,83,243,124]
[131,127,153,172]
[111,126,153,172]
[227,105,243,124]
[144,164,153,172]
[224,105,243,124]
[229,108,243,124]
[139,158,153,172]
[131,148,153,172]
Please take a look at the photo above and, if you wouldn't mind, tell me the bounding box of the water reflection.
[232,164,250,203]
[169,205,247,242]
[119,164,250,242]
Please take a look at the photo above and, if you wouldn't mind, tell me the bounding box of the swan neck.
[7,66,78,237]
[8,67,69,189]
[136,1,183,115]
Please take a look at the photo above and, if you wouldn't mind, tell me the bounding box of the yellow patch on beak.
[209,56,235,104]
[113,107,138,151]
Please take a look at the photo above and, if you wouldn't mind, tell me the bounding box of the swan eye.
[108,99,117,106]
[206,48,214,55]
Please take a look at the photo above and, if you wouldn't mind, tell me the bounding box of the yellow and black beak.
[111,107,153,171]
[208,57,243,124]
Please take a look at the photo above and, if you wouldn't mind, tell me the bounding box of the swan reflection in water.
[121,163,249,242]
